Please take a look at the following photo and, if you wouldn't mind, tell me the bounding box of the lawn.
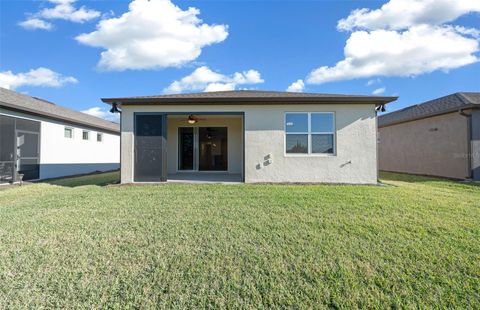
[0,172,479,308]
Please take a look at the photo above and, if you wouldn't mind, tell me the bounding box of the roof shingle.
[0,87,119,134]
[378,92,480,127]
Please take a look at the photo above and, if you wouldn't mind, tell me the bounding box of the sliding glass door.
[178,127,195,170]
[178,127,228,172]
[199,127,227,171]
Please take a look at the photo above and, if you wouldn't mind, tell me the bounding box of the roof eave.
[0,101,120,135]
[101,96,398,105]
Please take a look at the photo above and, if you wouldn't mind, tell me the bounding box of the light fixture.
[109,103,121,114]
[375,104,386,112]
[187,114,198,124]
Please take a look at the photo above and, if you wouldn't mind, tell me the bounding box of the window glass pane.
[64,128,73,138]
[311,113,334,133]
[286,134,308,153]
[82,131,89,140]
[312,134,334,154]
[285,113,308,132]
[178,127,194,170]
[97,133,102,142]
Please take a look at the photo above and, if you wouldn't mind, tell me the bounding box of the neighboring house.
[102,90,396,184]
[0,87,120,184]
[378,92,480,180]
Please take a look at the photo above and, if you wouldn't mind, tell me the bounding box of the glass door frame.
[177,126,228,173]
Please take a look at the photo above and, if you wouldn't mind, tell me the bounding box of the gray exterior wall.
[472,110,480,180]
[120,103,378,184]
[379,112,470,179]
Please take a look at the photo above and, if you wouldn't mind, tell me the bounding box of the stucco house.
[102,90,396,184]
[379,92,480,180]
[0,87,120,184]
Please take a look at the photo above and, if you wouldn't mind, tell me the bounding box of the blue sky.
[0,0,479,121]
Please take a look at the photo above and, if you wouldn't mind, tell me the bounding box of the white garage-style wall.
[39,118,119,179]
[120,103,378,184]
[0,108,120,180]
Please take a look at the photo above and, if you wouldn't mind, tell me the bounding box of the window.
[64,127,73,139]
[82,130,89,140]
[285,112,335,155]
[97,133,103,142]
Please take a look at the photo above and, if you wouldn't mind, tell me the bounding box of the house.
[0,87,120,184]
[102,90,396,184]
[378,92,480,180]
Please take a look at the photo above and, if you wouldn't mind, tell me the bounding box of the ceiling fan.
[187,114,207,124]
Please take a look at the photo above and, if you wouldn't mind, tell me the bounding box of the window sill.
[284,153,337,158]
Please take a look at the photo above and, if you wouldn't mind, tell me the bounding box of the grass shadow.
[380,171,480,188]
[42,171,120,188]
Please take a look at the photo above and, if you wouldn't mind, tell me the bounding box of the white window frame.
[284,112,336,156]
[64,127,74,139]
[97,133,103,142]
[82,130,90,141]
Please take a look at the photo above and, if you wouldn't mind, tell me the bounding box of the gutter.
[459,109,473,179]
[102,96,398,106]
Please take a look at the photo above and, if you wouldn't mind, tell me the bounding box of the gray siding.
[379,112,470,179]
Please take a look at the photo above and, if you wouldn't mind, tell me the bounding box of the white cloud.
[39,0,101,23]
[164,66,264,94]
[366,78,381,86]
[337,0,480,31]
[76,0,229,71]
[19,0,100,31]
[307,25,479,84]
[306,0,480,85]
[455,26,480,39]
[372,87,386,95]
[286,79,305,92]
[0,68,78,90]
[18,18,53,30]
[82,107,119,122]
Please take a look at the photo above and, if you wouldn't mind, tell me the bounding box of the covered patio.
[132,112,244,182]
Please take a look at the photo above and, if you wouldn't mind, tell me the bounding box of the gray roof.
[378,92,480,127]
[102,90,397,105]
[0,87,119,134]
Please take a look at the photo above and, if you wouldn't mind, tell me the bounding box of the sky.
[0,0,479,122]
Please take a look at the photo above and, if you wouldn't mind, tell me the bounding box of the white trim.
[284,112,336,157]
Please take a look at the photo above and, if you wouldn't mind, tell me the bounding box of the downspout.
[459,109,472,179]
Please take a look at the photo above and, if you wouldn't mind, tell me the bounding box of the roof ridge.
[455,92,470,105]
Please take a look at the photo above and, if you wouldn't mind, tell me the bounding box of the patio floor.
[167,173,243,184]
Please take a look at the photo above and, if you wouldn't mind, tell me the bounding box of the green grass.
[0,172,479,308]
